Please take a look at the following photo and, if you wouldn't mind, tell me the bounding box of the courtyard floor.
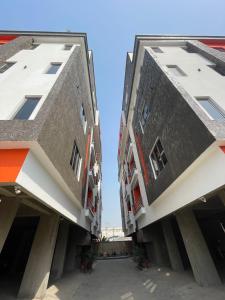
[44,258,225,300]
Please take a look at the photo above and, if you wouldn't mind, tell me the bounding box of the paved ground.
[44,258,225,300]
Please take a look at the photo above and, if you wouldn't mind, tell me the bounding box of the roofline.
[0,30,87,38]
[125,34,225,122]
[0,30,99,121]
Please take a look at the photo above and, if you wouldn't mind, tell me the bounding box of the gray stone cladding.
[132,50,215,204]
[0,37,97,205]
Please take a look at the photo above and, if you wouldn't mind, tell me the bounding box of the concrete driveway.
[44,258,225,300]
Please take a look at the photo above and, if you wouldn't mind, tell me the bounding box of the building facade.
[118,36,225,286]
[0,31,102,298]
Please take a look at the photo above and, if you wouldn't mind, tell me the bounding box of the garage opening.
[194,194,225,282]
[0,216,39,297]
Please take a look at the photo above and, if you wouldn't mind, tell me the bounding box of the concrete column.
[64,232,78,272]
[18,213,59,299]
[50,221,69,281]
[176,208,221,286]
[162,218,184,271]
[0,198,19,253]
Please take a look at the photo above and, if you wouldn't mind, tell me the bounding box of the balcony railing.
[132,195,143,215]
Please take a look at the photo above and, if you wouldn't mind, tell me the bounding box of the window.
[0,62,15,73]
[195,97,225,120]
[151,47,163,53]
[13,96,41,120]
[181,46,196,53]
[80,104,87,132]
[46,63,62,74]
[70,141,82,179]
[140,102,150,132]
[64,44,73,50]
[150,139,167,179]
[167,65,186,76]
[30,44,39,50]
[208,65,225,76]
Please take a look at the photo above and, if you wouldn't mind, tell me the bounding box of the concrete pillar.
[50,221,69,281]
[18,213,59,299]
[162,218,184,271]
[0,199,19,253]
[64,232,78,273]
[218,189,225,206]
[176,208,221,286]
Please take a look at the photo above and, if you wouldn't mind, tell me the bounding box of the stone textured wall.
[37,46,95,204]
[0,38,96,206]
[96,241,133,256]
[132,50,215,204]
[0,36,32,61]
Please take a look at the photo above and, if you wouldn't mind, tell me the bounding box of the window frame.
[139,100,151,133]
[151,47,163,53]
[0,61,16,74]
[80,104,87,133]
[45,62,62,74]
[64,44,73,51]
[195,97,225,121]
[13,96,42,120]
[149,138,168,179]
[70,141,82,180]
[166,65,187,77]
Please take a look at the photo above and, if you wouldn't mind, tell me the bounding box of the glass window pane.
[197,98,225,120]
[46,63,62,74]
[64,44,73,50]
[167,65,186,76]
[14,97,40,120]
[152,47,163,53]
[0,62,15,73]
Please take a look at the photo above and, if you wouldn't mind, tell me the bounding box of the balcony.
[130,169,138,189]
[127,211,134,226]
[132,195,145,220]
[127,142,133,162]
[88,169,95,188]
[85,197,96,221]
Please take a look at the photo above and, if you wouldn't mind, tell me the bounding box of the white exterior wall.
[0,43,77,120]
[124,42,225,233]
[146,46,225,114]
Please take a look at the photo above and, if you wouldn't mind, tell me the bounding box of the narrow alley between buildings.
[43,258,225,300]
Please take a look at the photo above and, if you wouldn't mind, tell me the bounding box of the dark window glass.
[70,141,82,178]
[140,102,150,131]
[151,47,163,53]
[80,104,87,131]
[46,63,62,74]
[150,139,167,178]
[196,97,225,120]
[208,65,225,76]
[64,44,73,50]
[14,97,41,120]
[0,62,15,73]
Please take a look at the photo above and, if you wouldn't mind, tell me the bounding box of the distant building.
[101,227,127,240]
[118,35,225,287]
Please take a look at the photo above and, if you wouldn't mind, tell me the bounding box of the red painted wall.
[0,35,17,44]
[200,39,225,51]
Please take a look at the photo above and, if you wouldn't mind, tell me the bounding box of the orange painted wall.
[0,35,17,44]
[0,149,29,183]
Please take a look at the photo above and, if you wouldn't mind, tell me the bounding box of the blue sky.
[1,0,225,227]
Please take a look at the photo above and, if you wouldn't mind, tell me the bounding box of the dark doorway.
[0,216,39,297]
[194,196,225,282]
